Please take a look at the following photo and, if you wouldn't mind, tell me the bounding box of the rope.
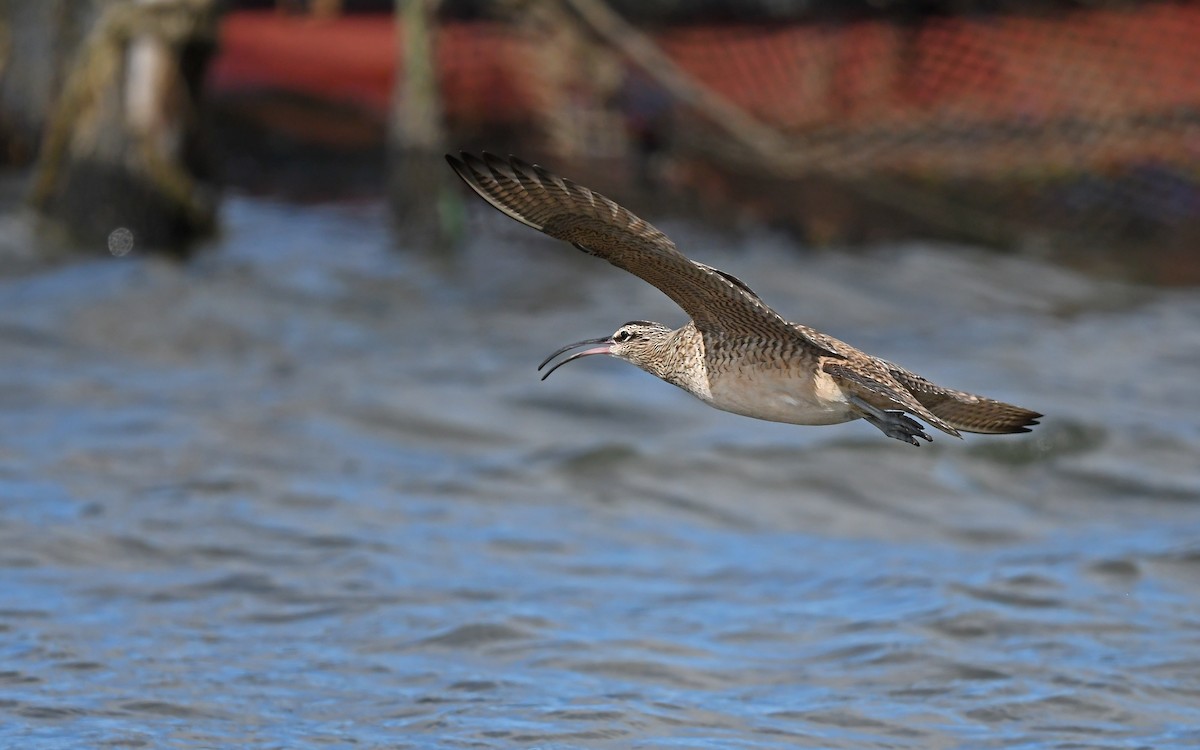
[560,0,788,158]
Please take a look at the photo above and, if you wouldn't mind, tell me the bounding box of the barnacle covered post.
[29,0,221,254]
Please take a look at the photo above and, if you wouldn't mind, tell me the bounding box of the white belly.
[703,367,856,426]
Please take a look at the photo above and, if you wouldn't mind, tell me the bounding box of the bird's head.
[538,321,675,380]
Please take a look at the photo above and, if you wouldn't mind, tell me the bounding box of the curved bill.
[537,336,613,381]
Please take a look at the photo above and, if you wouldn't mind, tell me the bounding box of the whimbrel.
[446,152,1041,445]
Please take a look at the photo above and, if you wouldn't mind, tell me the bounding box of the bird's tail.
[889,367,1042,435]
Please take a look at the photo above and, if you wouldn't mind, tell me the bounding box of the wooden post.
[27,0,221,254]
[312,0,343,19]
[389,0,461,250]
[397,0,441,154]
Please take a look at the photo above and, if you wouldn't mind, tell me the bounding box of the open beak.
[537,336,613,381]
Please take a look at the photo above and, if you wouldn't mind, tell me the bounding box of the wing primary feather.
[447,153,545,232]
[531,163,573,202]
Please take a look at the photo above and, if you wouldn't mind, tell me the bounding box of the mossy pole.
[389,0,461,250]
[28,0,220,255]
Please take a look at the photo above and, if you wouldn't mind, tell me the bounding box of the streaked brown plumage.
[447,152,1041,445]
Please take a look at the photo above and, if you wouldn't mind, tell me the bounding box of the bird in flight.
[446,152,1041,445]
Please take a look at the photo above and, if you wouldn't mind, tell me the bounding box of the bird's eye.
[614,330,632,343]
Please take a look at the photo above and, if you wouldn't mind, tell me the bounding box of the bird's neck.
[637,324,711,400]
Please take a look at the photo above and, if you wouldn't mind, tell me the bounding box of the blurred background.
[1,1,1199,748]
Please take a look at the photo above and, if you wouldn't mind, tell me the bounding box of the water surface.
[2,194,1199,748]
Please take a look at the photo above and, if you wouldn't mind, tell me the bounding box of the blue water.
[2,195,1199,748]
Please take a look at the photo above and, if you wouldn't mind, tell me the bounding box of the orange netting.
[658,4,1200,177]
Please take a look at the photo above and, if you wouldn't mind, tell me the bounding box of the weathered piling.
[27,0,221,254]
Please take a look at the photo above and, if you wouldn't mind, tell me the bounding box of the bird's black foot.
[849,396,933,446]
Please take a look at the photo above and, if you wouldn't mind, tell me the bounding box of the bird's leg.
[848,395,932,446]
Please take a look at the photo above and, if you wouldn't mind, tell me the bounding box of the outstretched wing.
[447,152,840,356]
